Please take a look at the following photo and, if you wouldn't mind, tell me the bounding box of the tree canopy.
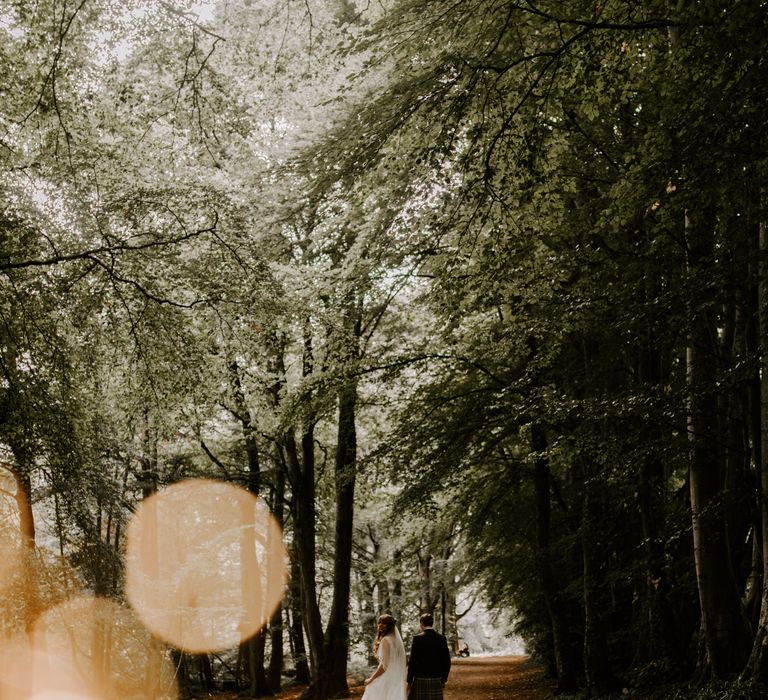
[1,0,768,698]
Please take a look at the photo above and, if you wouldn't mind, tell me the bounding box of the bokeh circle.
[125,479,287,653]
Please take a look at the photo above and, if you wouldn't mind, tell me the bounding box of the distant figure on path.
[363,614,407,700]
[406,613,451,699]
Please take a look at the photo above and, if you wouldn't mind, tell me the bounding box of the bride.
[362,614,406,700]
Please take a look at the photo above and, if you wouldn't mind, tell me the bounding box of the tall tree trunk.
[360,577,378,666]
[304,298,361,700]
[581,458,611,695]
[308,380,358,699]
[744,194,768,681]
[391,549,403,624]
[740,208,764,630]
[170,650,191,699]
[531,423,578,692]
[137,412,161,698]
[197,654,215,692]
[369,526,391,613]
[635,337,672,664]
[444,588,459,654]
[720,278,753,594]
[686,211,752,678]
[268,467,286,692]
[239,492,270,698]
[276,319,325,683]
[286,429,324,679]
[288,544,311,684]
[362,527,382,664]
[268,329,320,684]
[230,357,272,697]
[416,550,433,615]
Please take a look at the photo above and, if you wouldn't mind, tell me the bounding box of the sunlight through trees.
[1,1,767,698]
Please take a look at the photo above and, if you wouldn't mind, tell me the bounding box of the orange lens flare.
[0,643,100,700]
[29,694,99,700]
[125,479,287,653]
[33,596,177,700]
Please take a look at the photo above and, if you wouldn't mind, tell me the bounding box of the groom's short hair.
[420,613,434,627]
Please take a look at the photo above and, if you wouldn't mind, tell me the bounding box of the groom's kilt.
[409,677,443,700]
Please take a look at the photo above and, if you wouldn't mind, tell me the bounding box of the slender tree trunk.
[140,408,157,500]
[198,654,214,692]
[444,589,459,654]
[417,550,433,615]
[391,549,403,624]
[362,528,381,664]
[268,469,286,692]
[581,458,611,695]
[369,527,391,613]
[741,211,764,629]
[720,280,753,592]
[286,430,324,679]
[276,320,325,683]
[744,194,768,681]
[267,331,317,686]
[230,357,272,697]
[308,380,358,699]
[531,423,578,692]
[635,337,672,664]
[239,492,270,698]
[171,650,191,699]
[288,545,311,684]
[686,211,752,678]
[361,578,378,666]
[54,492,65,557]
[136,410,162,698]
[303,298,361,700]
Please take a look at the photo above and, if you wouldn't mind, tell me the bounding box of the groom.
[406,613,451,699]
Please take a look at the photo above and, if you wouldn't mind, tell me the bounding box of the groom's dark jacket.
[407,628,451,684]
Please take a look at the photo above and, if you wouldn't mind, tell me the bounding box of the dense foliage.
[1,0,768,698]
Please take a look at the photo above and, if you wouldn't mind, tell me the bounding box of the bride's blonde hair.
[373,614,397,653]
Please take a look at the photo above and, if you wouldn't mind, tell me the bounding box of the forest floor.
[207,655,554,700]
[438,655,555,700]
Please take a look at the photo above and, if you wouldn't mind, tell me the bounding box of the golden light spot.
[0,642,96,700]
[124,479,287,653]
[33,596,177,700]
[29,693,99,700]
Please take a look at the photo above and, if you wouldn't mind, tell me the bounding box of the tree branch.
[158,1,227,42]
[1,212,219,271]
[200,439,231,476]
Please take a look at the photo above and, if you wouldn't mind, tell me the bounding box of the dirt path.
[440,655,554,700]
[213,655,553,700]
[345,655,553,699]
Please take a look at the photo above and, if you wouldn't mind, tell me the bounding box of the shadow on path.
[443,655,554,700]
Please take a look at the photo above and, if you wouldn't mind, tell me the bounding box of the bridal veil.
[362,627,407,700]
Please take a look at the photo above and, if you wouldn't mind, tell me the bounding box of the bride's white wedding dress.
[362,628,407,700]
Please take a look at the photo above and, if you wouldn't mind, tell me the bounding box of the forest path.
[214,655,553,700]
[348,655,553,700]
[442,655,553,700]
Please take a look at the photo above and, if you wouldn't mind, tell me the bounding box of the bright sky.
[94,1,220,64]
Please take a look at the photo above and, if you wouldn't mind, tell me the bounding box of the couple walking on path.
[362,613,451,700]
